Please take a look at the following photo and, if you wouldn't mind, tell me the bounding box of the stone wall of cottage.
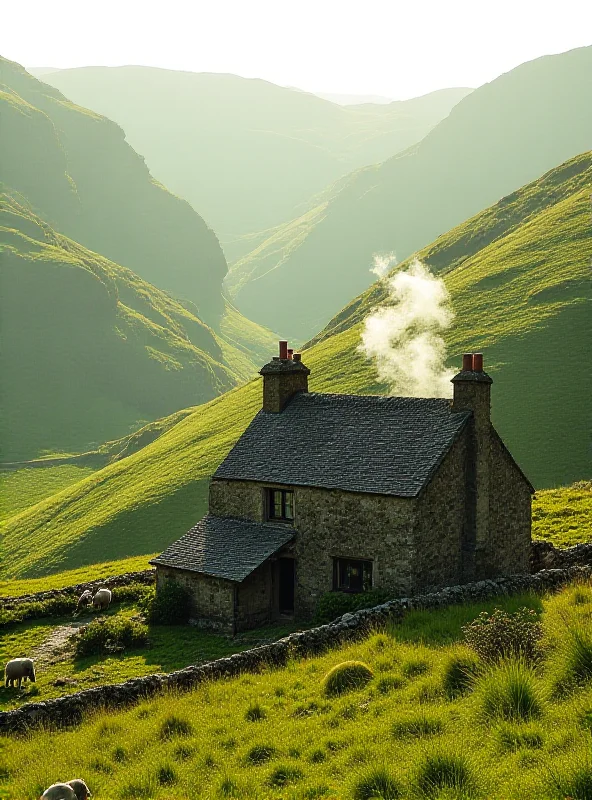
[209,480,265,521]
[292,487,416,618]
[156,566,235,632]
[488,433,532,575]
[210,478,416,620]
[413,433,468,591]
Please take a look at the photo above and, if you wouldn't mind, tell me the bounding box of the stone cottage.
[152,343,533,632]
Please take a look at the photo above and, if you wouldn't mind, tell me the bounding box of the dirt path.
[31,618,90,667]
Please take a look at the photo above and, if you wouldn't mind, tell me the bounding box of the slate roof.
[214,393,472,498]
[150,515,294,582]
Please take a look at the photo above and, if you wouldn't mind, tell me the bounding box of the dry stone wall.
[1,564,591,735]
[0,570,155,608]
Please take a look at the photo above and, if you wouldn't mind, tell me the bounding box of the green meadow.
[3,582,592,799]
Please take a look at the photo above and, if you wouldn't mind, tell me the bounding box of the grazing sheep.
[41,778,91,799]
[92,587,112,611]
[4,657,36,688]
[76,590,93,612]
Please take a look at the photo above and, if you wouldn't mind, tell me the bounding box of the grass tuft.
[442,650,480,698]
[413,752,477,799]
[159,714,194,739]
[475,660,544,722]
[323,661,374,697]
[352,765,402,799]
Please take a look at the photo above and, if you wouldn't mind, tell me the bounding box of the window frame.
[266,488,295,523]
[332,557,373,594]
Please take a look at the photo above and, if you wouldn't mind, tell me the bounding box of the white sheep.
[41,778,91,799]
[92,587,112,611]
[4,657,36,688]
[76,590,93,613]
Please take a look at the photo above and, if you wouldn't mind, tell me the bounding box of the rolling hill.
[2,152,590,578]
[34,66,470,247]
[0,190,275,461]
[0,57,227,322]
[228,45,592,339]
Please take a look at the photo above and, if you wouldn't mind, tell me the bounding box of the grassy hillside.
[3,583,592,799]
[0,57,227,322]
[0,191,275,460]
[229,46,592,339]
[1,152,589,577]
[36,66,470,244]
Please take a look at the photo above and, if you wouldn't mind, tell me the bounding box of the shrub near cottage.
[75,615,149,657]
[143,580,191,625]
[462,607,543,663]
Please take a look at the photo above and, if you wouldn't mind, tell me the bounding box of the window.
[333,558,373,593]
[267,489,294,522]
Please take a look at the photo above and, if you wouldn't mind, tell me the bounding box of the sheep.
[4,657,36,688]
[76,590,93,613]
[92,587,112,611]
[41,778,91,799]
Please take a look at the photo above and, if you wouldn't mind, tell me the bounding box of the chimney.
[260,341,310,412]
[451,353,493,581]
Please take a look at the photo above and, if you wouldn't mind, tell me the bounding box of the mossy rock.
[323,661,374,697]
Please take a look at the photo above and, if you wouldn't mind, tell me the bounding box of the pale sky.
[3,0,591,99]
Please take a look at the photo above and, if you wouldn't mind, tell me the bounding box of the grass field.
[2,582,592,799]
[0,466,96,522]
[0,587,302,711]
[532,481,592,547]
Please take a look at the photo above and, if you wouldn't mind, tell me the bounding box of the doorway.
[278,558,295,615]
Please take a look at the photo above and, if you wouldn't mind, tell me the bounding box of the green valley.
[2,152,590,578]
[228,46,592,339]
[35,66,470,248]
[0,190,275,460]
[0,57,227,321]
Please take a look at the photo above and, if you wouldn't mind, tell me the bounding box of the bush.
[474,660,543,722]
[315,590,392,623]
[323,661,374,697]
[144,580,192,625]
[159,715,194,740]
[75,615,149,657]
[413,753,476,799]
[352,766,402,799]
[462,607,542,663]
[442,651,480,698]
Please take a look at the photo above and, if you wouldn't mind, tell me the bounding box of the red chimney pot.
[287,348,294,360]
[279,340,288,360]
[462,353,473,372]
[472,353,483,372]
[293,353,302,362]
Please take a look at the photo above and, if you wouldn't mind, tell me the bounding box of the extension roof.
[150,515,294,582]
[214,392,472,498]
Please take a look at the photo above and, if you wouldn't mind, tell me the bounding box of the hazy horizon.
[3,0,591,100]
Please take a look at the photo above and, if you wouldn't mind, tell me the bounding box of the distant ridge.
[229,45,592,339]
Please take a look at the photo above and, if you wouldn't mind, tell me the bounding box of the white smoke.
[360,258,454,398]
[370,252,397,279]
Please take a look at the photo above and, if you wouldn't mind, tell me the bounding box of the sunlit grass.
[3,582,592,798]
